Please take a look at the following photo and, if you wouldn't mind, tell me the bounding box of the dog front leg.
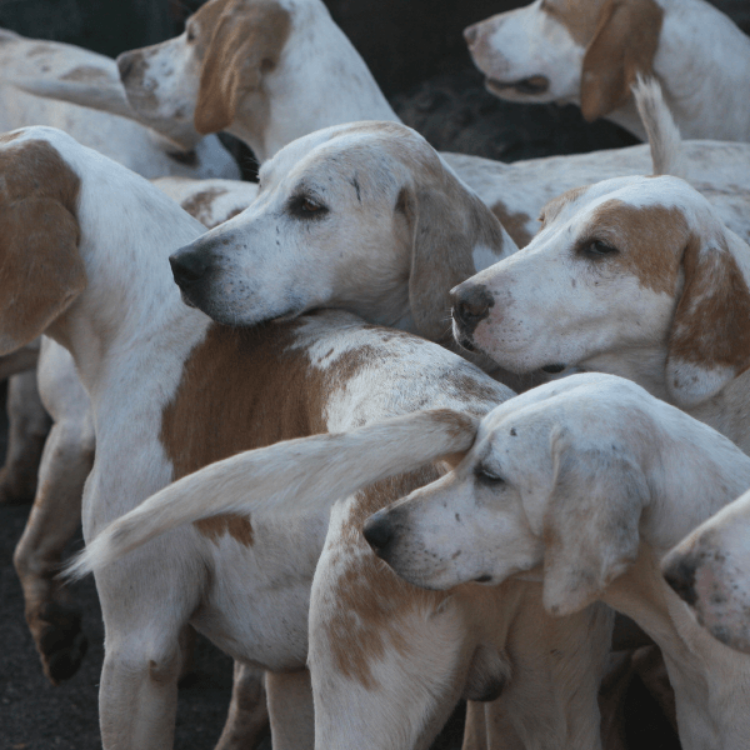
[0,370,51,505]
[266,669,314,750]
[214,661,270,750]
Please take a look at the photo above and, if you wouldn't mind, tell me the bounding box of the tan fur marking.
[539,186,588,229]
[0,140,84,353]
[60,66,111,83]
[669,236,750,373]
[160,320,330,545]
[0,132,21,144]
[580,0,664,121]
[584,200,688,295]
[194,0,292,135]
[180,187,229,225]
[491,202,532,247]
[541,0,609,47]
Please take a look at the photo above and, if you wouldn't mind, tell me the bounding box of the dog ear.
[542,439,649,616]
[194,0,291,135]
[402,175,513,346]
[0,141,85,354]
[580,0,663,122]
[665,233,750,408]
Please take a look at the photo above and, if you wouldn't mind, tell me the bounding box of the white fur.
[368,372,750,750]
[466,0,750,142]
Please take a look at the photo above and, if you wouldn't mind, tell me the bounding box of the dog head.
[451,175,750,409]
[169,121,514,347]
[465,0,663,122]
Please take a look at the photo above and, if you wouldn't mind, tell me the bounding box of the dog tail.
[65,409,477,579]
[632,75,685,178]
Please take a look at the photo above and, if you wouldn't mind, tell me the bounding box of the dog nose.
[117,52,136,82]
[662,556,698,606]
[451,285,494,334]
[170,248,210,287]
[463,23,479,47]
[363,512,394,557]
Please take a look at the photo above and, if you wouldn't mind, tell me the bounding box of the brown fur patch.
[580,0,664,121]
[583,200,689,295]
[160,320,330,546]
[0,132,21,144]
[181,187,229,225]
[60,66,111,83]
[669,235,750,374]
[0,139,84,353]
[194,0,292,135]
[539,185,588,228]
[491,202,533,247]
[541,0,609,47]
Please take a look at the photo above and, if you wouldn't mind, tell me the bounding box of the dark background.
[0,1,747,748]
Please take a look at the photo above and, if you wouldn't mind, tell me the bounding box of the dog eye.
[289,195,329,219]
[186,25,197,42]
[474,466,505,486]
[579,239,619,259]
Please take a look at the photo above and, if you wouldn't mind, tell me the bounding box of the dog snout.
[662,554,699,607]
[169,247,211,288]
[463,23,479,47]
[451,284,494,335]
[363,511,396,558]
[117,51,137,83]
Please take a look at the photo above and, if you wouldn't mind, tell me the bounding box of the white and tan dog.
[452,167,750,454]
[48,0,750,247]
[464,0,750,142]
[363,373,750,750]
[0,126,613,750]
[662,487,750,656]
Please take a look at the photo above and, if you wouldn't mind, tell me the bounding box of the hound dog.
[663,487,750,656]
[464,0,750,143]
[0,126,613,750]
[452,166,750,455]
[363,373,750,750]
[51,0,750,248]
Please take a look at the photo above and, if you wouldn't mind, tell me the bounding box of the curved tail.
[632,75,684,178]
[66,408,477,579]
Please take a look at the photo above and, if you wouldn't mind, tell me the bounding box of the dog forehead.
[540,0,610,47]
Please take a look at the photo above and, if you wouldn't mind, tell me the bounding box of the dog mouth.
[485,75,550,96]
[542,363,567,374]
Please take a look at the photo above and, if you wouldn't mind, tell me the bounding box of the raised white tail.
[67,409,477,579]
[632,75,684,178]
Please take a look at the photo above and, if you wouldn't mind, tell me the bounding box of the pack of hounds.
[2,0,750,748]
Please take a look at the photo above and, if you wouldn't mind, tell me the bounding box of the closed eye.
[577,238,619,259]
[186,24,197,43]
[288,194,329,219]
[474,465,506,487]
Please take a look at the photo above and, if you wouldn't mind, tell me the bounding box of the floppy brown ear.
[542,442,649,616]
[0,141,85,354]
[665,234,750,408]
[194,0,291,135]
[404,178,511,346]
[580,0,663,122]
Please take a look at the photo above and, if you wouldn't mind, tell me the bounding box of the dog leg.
[462,701,526,750]
[13,360,94,684]
[266,670,314,750]
[0,370,51,505]
[214,662,270,750]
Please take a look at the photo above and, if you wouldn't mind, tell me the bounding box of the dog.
[663,487,750,656]
[0,125,615,750]
[363,372,750,750]
[44,0,750,248]
[464,0,750,143]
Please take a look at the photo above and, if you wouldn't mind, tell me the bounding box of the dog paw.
[30,600,89,684]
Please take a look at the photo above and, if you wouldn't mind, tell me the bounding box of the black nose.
[463,23,479,46]
[117,52,135,82]
[363,512,394,557]
[451,284,494,334]
[169,248,210,287]
[663,556,698,607]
